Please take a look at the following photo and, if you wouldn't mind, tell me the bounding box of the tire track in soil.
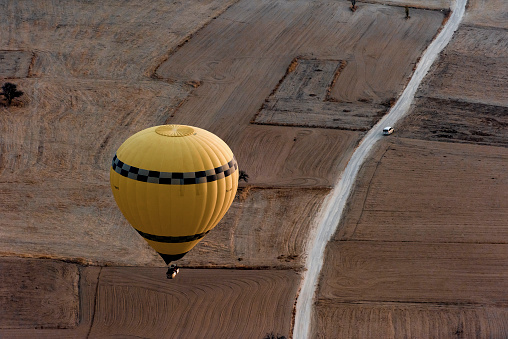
[293,0,467,337]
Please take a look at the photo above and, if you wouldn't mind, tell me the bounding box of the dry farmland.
[0,0,444,267]
[314,0,508,335]
[2,0,507,337]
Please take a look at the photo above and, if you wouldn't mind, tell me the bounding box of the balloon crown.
[155,125,195,137]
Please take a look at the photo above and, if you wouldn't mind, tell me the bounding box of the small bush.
[263,333,287,339]
[239,170,249,183]
[1,82,24,106]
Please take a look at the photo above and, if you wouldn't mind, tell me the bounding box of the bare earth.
[1,259,299,338]
[315,139,508,337]
[0,0,442,266]
[314,0,508,336]
[0,258,79,329]
[1,0,506,337]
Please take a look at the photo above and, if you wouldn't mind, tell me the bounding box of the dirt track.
[315,138,508,337]
[1,0,506,337]
[314,0,508,335]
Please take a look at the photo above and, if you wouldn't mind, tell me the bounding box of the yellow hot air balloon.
[110,124,238,270]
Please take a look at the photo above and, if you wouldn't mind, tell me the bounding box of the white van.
[383,126,394,135]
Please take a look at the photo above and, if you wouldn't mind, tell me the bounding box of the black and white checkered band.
[135,228,210,243]
[112,154,238,185]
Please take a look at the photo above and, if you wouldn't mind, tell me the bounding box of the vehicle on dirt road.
[383,126,394,135]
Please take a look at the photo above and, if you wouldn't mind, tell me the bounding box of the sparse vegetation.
[236,184,252,202]
[239,170,249,183]
[1,82,24,106]
[263,333,287,339]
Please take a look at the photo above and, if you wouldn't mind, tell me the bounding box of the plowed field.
[1,260,298,338]
[0,0,444,268]
[315,0,508,331]
[316,138,508,337]
[6,0,500,337]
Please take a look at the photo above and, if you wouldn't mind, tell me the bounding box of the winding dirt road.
[6,0,499,337]
[293,0,467,337]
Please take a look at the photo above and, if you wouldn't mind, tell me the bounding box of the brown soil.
[398,97,508,146]
[398,25,508,145]
[181,187,330,269]
[320,241,508,304]
[0,78,192,266]
[464,0,508,28]
[316,138,508,337]
[0,51,33,79]
[315,0,508,333]
[365,0,451,10]
[157,1,443,136]
[339,138,508,243]
[0,258,79,329]
[315,303,508,338]
[0,0,443,267]
[89,268,299,338]
[415,26,508,107]
[3,0,493,337]
[253,58,388,131]
[231,126,359,188]
[0,0,236,267]
[0,261,299,338]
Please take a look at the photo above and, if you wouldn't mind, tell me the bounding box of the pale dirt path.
[293,0,467,337]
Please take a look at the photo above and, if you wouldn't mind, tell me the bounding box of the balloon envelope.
[110,124,239,264]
